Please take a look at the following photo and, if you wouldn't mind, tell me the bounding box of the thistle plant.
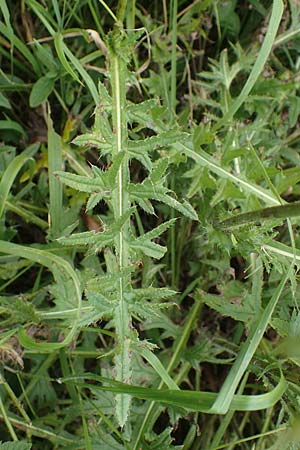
[56,25,197,425]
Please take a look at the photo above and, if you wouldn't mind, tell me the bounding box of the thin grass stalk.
[47,108,63,239]
[0,373,31,424]
[132,299,202,449]
[0,395,18,440]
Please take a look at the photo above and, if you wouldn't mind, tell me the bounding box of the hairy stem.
[109,32,132,426]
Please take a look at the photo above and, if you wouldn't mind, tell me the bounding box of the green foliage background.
[1,0,300,448]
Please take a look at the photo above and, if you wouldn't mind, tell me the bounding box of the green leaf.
[86,193,105,211]
[0,19,40,74]
[56,171,108,194]
[136,344,179,390]
[58,210,134,252]
[217,3,240,38]
[131,287,177,301]
[263,240,300,264]
[141,219,177,241]
[98,80,112,105]
[54,32,99,104]
[208,265,291,414]
[0,296,40,325]
[0,120,26,137]
[72,133,111,149]
[201,277,262,326]
[142,428,177,450]
[58,229,113,249]
[217,201,300,229]
[127,145,152,172]
[127,99,160,130]
[128,130,189,153]
[180,141,279,205]
[0,151,33,220]
[34,41,59,72]
[130,238,167,259]
[130,219,176,259]
[63,372,287,413]
[215,0,284,128]
[86,266,133,289]
[129,182,198,220]
[105,151,126,187]
[170,198,198,220]
[48,110,63,239]
[0,241,82,351]
[0,93,11,109]
[29,75,55,107]
[54,32,81,84]
[85,291,116,318]
[149,158,169,184]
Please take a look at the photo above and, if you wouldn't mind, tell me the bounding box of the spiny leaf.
[82,291,117,323]
[98,80,112,105]
[105,151,126,187]
[179,141,279,205]
[94,104,113,143]
[130,238,167,259]
[0,296,40,325]
[149,158,169,184]
[58,207,133,253]
[130,219,176,259]
[155,194,198,221]
[129,182,198,220]
[109,209,134,233]
[72,133,112,150]
[57,229,113,248]
[85,193,105,211]
[131,287,177,301]
[138,219,177,241]
[127,100,163,131]
[128,130,189,153]
[202,290,257,324]
[86,267,135,293]
[129,301,173,320]
[55,171,108,194]
[134,197,155,215]
[127,146,152,172]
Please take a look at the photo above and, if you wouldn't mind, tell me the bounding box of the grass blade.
[0,241,82,351]
[216,202,300,229]
[0,152,32,220]
[54,33,81,84]
[208,265,291,414]
[62,372,287,413]
[47,109,63,239]
[215,0,284,128]
[137,346,179,390]
[179,142,280,205]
